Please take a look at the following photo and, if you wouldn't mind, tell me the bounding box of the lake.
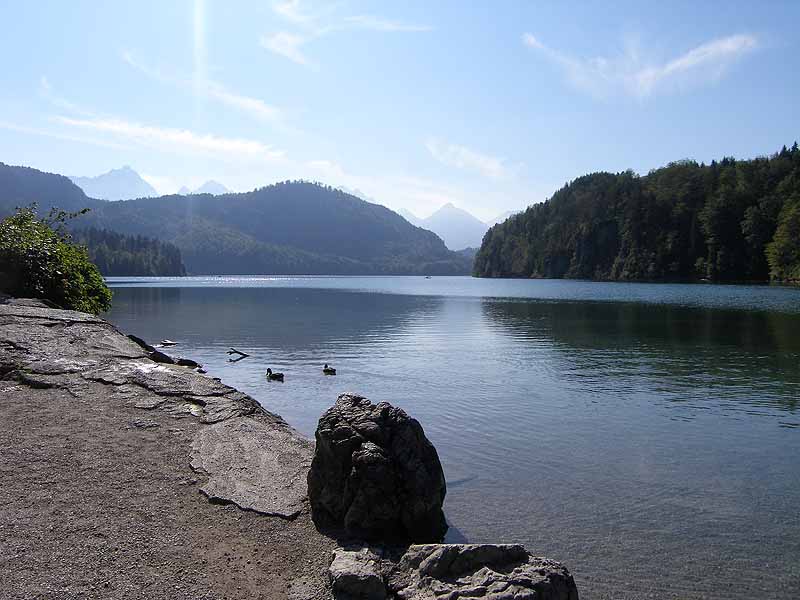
[105,276,800,599]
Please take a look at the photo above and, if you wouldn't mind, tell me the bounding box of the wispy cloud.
[38,76,91,116]
[122,52,281,121]
[343,15,432,33]
[425,138,510,180]
[205,82,282,121]
[273,0,320,26]
[263,1,432,67]
[522,32,758,98]
[56,116,285,162]
[0,119,130,150]
[259,32,314,67]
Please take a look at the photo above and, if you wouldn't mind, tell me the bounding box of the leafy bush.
[0,206,111,313]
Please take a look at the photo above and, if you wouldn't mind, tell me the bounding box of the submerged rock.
[329,544,579,600]
[308,394,447,543]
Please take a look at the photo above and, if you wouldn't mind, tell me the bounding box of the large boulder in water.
[308,394,447,543]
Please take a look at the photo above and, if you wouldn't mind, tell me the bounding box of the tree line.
[474,144,800,282]
[71,228,186,276]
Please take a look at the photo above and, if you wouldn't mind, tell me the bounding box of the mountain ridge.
[70,166,157,201]
[0,163,470,276]
[397,204,489,250]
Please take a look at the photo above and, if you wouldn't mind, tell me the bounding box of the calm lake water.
[105,276,800,599]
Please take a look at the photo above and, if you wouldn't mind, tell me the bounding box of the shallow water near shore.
[105,276,800,599]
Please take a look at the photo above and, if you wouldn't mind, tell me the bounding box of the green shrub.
[0,206,112,314]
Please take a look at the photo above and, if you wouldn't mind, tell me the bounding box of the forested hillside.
[475,144,800,282]
[72,228,186,276]
[0,164,470,275]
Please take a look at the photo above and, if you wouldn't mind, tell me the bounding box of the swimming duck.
[323,363,336,375]
[266,368,284,382]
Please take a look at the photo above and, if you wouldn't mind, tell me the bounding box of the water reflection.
[482,299,800,415]
[110,286,442,349]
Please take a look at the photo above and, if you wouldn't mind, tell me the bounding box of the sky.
[0,0,797,221]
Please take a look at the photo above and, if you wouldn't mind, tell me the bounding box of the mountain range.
[178,180,231,196]
[70,166,232,201]
[69,166,157,201]
[69,165,517,252]
[399,204,518,251]
[0,162,470,276]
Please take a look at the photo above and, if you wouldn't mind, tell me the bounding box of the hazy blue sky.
[0,1,797,220]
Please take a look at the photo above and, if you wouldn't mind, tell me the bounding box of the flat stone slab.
[191,416,313,518]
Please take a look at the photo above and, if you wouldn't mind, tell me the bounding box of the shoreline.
[0,297,335,599]
[0,296,582,600]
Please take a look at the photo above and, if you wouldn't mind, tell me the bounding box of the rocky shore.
[0,298,579,599]
[0,298,334,599]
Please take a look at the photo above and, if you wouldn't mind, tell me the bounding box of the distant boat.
[161,339,178,346]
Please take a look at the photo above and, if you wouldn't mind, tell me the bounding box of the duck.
[323,363,336,375]
[266,368,284,382]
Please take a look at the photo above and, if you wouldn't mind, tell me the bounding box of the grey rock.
[190,416,313,518]
[329,544,579,600]
[388,544,579,600]
[308,394,447,543]
[176,357,201,368]
[329,548,386,600]
[127,334,156,353]
[149,349,175,364]
[5,297,62,309]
